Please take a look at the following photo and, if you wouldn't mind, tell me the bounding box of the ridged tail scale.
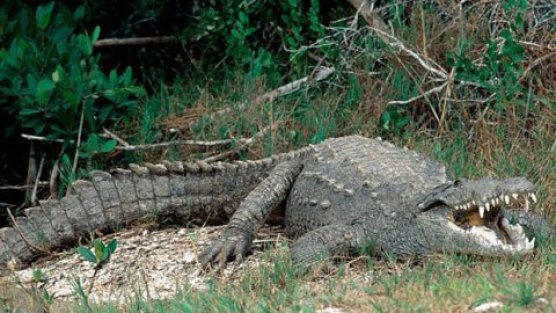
[0,147,312,266]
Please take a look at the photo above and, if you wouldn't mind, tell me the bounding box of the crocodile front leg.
[291,224,372,265]
[199,160,303,267]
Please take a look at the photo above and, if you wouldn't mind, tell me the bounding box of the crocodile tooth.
[455,205,460,210]
[530,193,537,203]
[504,195,510,204]
[479,206,485,218]
[525,198,529,212]
[512,193,518,200]
[485,202,490,212]
[467,203,472,210]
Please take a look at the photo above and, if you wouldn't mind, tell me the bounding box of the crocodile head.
[415,177,537,256]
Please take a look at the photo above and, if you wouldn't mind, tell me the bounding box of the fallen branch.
[347,0,448,80]
[202,125,273,163]
[31,156,45,205]
[93,36,178,48]
[188,66,335,130]
[258,66,335,103]
[21,134,72,144]
[102,128,130,147]
[49,155,60,200]
[387,82,448,105]
[113,138,251,151]
[24,142,36,201]
[371,26,448,79]
[0,182,48,190]
[72,105,85,174]
[346,0,389,33]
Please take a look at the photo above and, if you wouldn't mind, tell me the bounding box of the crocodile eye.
[453,180,463,187]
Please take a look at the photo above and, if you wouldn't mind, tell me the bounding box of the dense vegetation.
[0,0,554,311]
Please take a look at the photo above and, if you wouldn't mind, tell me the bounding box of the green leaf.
[107,239,118,254]
[51,70,60,83]
[26,75,38,94]
[36,2,55,30]
[77,33,92,55]
[93,239,106,262]
[77,246,97,263]
[37,79,55,102]
[121,67,132,85]
[63,90,80,107]
[92,26,101,44]
[20,107,42,116]
[109,70,117,85]
[100,139,117,153]
[231,29,241,40]
[85,134,100,150]
[123,86,146,96]
[73,5,85,21]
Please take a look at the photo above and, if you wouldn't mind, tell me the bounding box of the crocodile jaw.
[414,177,539,256]
[447,190,537,255]
[445,217,535,255]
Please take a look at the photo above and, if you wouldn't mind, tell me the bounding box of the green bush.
[183,0,328,76]
[0,2,144,154]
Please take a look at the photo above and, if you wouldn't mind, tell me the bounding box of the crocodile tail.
[0,146,313,266]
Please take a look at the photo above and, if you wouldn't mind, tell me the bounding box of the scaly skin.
[199,136,553,266]
[0,147,312,266]
[1,136,552,268]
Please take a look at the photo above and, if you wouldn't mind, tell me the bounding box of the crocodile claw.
[198,235,251,269]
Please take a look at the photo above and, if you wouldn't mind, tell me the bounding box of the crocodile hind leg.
[199,160,303,267]
[290,224,372,266]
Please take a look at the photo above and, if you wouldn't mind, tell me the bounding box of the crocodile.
[0,135,553,267]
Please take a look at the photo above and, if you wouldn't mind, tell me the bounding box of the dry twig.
[202,125,273,163]
[0,183,48,190]
[387,82,449,105]
[31,156,45,205]
[71,106,85,174]
[93,36,178,48]
[21,134,71,144]
[113,138,252,151]
[102,128,130,147]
